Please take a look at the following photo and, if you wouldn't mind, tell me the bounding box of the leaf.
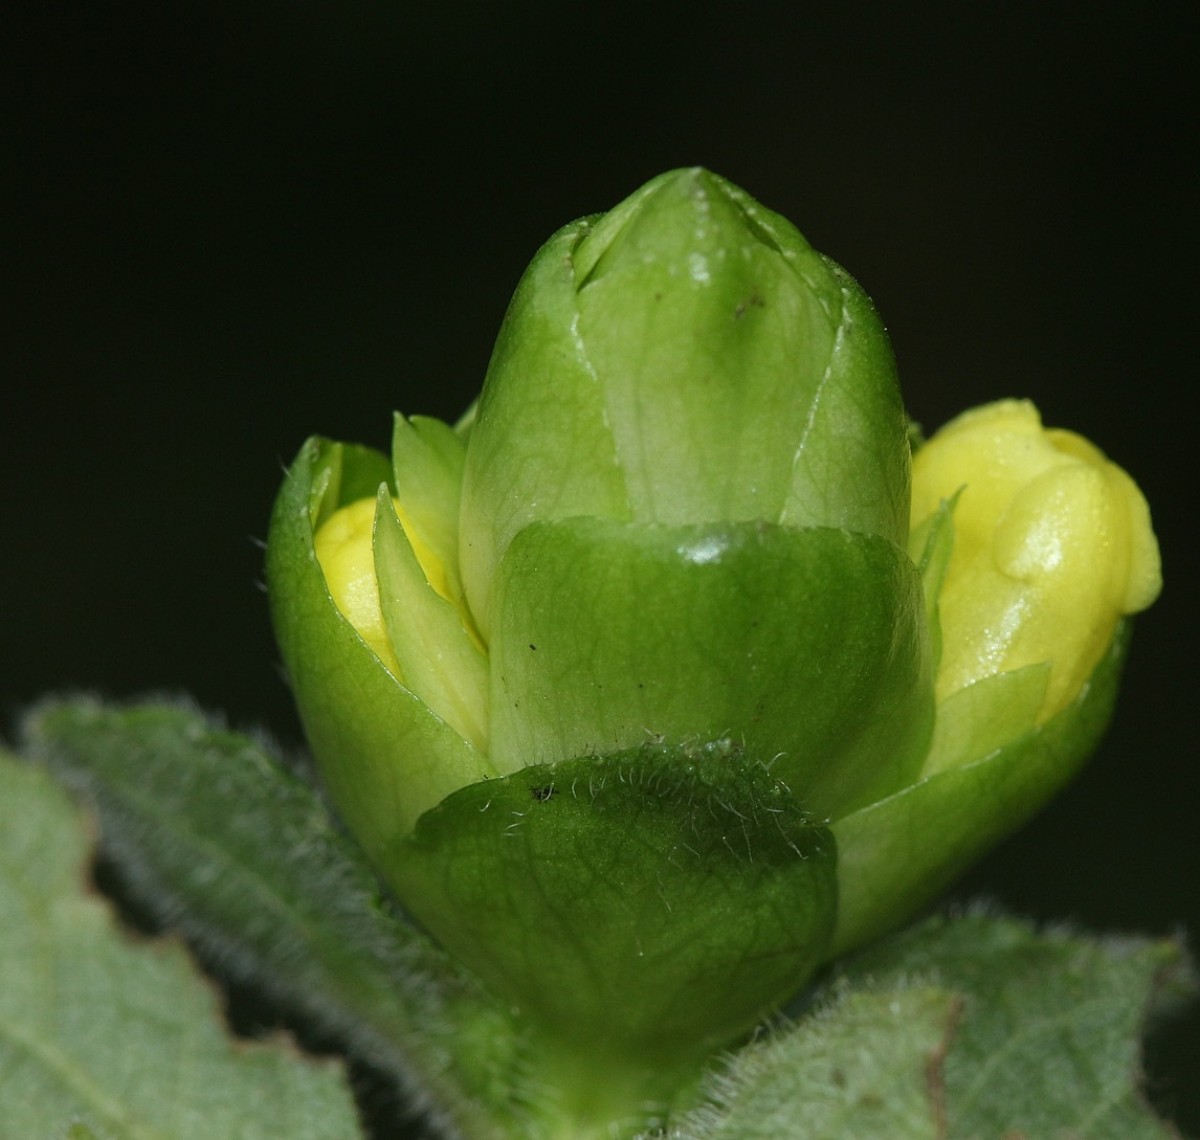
[21,697,532,1140]
[662,912,1189,1140]
[662,987,959,1140]
[0,748,363,1140]
[843,912,1192,1140]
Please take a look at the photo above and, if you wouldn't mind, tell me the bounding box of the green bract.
[266,168,1160,1123]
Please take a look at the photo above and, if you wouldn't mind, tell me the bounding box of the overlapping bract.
[267,168,1160,1075]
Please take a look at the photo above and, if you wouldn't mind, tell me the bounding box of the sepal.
[385,741,837,1086]
[489,517,933,819]
[829,621,1131,956]
[266,438,493,850]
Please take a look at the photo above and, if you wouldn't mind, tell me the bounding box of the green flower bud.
[462,168,931,824]
[266,169,1160,1126]
[459,168,911,637]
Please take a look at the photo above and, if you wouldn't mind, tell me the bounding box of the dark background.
[5,1,1197,1133]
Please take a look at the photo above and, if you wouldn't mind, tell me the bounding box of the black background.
[5,2,1197,1133]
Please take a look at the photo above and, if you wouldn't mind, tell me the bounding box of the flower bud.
[460,168,911,639]
[461,168,931,819]
[266,170,1162,1123]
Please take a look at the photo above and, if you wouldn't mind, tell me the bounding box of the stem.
[521,1038,694,1140]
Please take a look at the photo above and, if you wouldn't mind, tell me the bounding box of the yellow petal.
[912,399,1161,721]
[312,496,403,678]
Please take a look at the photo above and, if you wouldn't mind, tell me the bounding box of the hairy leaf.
[0,749,362,1139]
[21,697,534,1140]
[663,987,958,1139]
[843,912,1191,1140]
[667,912,1189,1139]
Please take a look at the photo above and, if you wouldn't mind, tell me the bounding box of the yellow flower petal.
[312,497,403,678]
[912,399,1161,721]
